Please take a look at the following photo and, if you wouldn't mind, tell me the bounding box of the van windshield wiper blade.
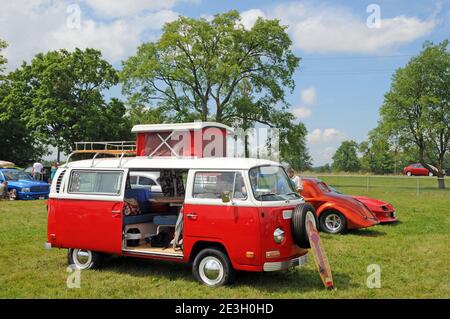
[257,192,278,199]
[285,192,299,197]
[257,193,286,200]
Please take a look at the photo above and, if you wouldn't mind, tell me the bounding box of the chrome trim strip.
[263,253,308,271]
[122,248,184,259]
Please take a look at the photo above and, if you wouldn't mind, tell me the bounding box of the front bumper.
[18,191,49,200]
[374,210,397,223]
[263,253,309,272]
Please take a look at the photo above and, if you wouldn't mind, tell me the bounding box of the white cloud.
[292,87,316,119]
[323,128,345,142]
[300,87,316,106]
[306,128,323,144]
[271,2,436,54]
[84,0,178,18]
[0,0,181,69]
[240,9,266,30]
[292,107,312,119]
[306,128,345,144]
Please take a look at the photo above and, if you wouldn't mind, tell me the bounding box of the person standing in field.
[50,162,59,183]
[32,161,44,181]
[288,167,303,192]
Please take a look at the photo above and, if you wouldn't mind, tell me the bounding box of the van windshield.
[249,166,301,201]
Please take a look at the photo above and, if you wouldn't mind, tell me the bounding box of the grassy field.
[0,176,449,298]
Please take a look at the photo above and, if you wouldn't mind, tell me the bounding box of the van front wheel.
[68,248,103,270]
[193,248,234,287]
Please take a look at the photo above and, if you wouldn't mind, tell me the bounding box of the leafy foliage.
[0,39,46,165]
[332,140,361,172]
[11,48,132,154]
[121,11,310,168]
[379,40,449,187]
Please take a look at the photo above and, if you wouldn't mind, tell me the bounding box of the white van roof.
[63,157,280,170]
[131,122,233,133]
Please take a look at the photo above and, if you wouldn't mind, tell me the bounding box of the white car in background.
[129,171,162,196]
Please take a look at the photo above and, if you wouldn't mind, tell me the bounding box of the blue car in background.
[0,168,50,200]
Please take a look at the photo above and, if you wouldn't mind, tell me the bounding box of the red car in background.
[301,178,397,234]
[403,163,435,176]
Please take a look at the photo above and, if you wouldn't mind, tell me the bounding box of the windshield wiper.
[285,192,300,197]
[257,192,278,199]
[257,193,288,200]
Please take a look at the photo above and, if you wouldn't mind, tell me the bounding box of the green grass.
[1,176,449,298]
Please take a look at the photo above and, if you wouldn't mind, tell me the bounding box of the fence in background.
[306,175,449,196]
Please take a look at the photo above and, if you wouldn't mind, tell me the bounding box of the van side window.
[139,176,156,186]
[193,172,247,200]
[68,170,123,195]
[129,175,137,185]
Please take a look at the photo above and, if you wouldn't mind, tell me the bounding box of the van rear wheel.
[193,248,234,287]
[68,248,103,270]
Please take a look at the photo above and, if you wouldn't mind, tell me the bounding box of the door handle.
[186,213,198,220]
[112,209,121,218]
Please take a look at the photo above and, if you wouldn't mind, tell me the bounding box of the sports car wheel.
[406,171,412,176]
[320,211,346,234]
[428,172,433,176]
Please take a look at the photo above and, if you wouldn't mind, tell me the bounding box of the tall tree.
[121,10,299,125]
[332,140,361,172]
[380,40,449,188]
[359,126,396,174]
[0,39,7,75]
[280,122,312,171]
[0,39,45,165]
[121,11,311,167]
[12,48,132,156]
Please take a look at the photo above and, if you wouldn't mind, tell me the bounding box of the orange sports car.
[300,178,381,234]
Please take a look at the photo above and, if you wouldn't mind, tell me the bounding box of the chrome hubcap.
[199,257,224,286]
[325,214,342,232]
[9,190,16,200]
[72,249,92,269]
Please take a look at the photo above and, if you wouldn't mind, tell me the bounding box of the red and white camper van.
[46,123,319,286]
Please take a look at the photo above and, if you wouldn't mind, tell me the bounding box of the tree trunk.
[57,148,60,163]
[244,134,249,158]
[437,175,446,189]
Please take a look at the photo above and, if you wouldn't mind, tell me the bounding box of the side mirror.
[221,191,231,203]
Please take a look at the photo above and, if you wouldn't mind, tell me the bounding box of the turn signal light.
[246,252,255,258]
[265,251,280,258]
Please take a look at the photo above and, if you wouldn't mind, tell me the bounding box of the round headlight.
[273,228,285,244]
[22,188,30,193]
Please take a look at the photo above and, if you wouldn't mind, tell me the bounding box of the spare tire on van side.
[291,203,318,249]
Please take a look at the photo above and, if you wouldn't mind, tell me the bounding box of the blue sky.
[1,0,449,165]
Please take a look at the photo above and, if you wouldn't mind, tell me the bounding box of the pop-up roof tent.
[66,122,234,165]
[132,122,234,158]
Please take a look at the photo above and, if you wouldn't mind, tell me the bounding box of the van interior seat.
[153,215,178,226]
[125,188,151,213]
[123,214,155,225]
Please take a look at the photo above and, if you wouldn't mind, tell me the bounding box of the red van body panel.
[183,203,262,270]
[259,205,308,262]
[48,198,124,255]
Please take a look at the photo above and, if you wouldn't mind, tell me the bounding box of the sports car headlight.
[273,228,285,244]
[21,188,30,192]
